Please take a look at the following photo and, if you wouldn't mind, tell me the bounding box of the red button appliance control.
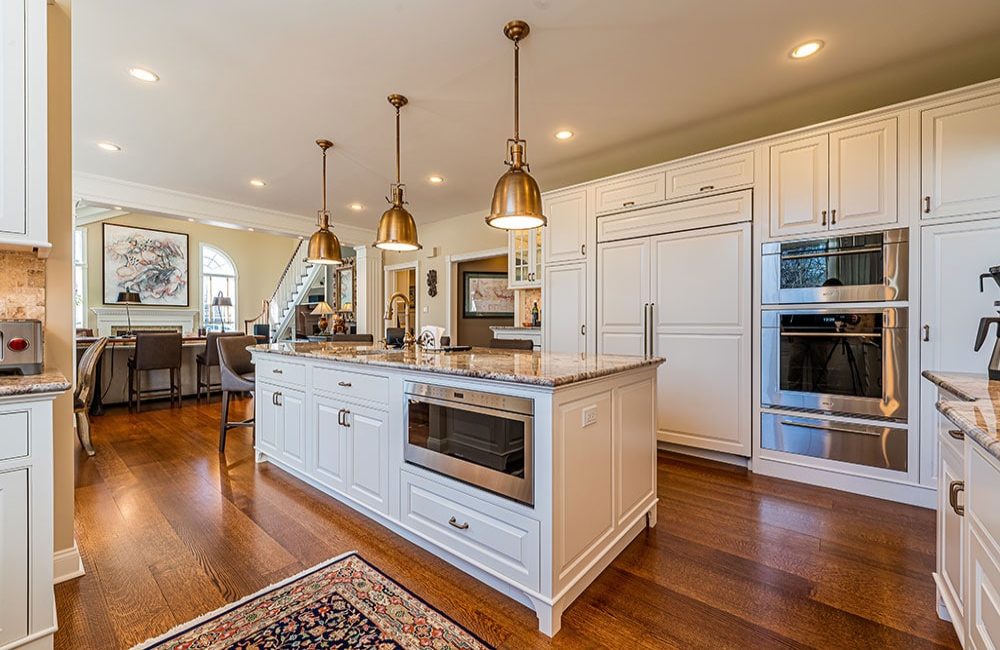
[7,338,30,352]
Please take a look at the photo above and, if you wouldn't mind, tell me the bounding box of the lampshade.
[116,291,141,305]
[305,139,344,265]
[374,94,422,251]
[211,295,233,307]
[310,301,335,316]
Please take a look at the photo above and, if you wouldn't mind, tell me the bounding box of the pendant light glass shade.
[375,94,422,251]
[306,139,343,265]
[486,20,546,231]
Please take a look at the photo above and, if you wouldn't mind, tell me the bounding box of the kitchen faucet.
[384,291,416,348]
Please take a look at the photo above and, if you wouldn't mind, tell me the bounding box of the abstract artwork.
[103,223,189,306]
[463,272,514,318]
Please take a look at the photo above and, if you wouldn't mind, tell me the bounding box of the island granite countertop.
[251,342,663,387]
[923,370,1000,461]
[0,371,71,398]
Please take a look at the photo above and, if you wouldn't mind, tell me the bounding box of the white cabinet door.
[543,189,587,265]
[0,0,27,236]
[508,229,542,288]
[650,223,751,456]
[278,388,307,471]
[829,118,897,230]
[920,218,1000,485]
[769,134,829,237]
[312,395,348,492]
[345,404,389,515]
[597,238,649,356]
[0,469,28,646]
[922,93,1000,219]
[256,384,281,455]
[937,438,965,631]
[968,524,1000,650]
[543,262,586,355]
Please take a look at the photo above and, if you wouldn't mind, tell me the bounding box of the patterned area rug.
[133,551,493,649]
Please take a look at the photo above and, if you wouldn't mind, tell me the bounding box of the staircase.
[248,240,324,342]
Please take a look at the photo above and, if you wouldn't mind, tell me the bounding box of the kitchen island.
[250,342,664,636]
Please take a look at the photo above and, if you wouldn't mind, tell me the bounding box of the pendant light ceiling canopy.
[306,139,343,265]
[486,20,546,231]
[374,94,422,251]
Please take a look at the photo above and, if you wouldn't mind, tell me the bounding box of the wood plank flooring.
[55,397,960,649]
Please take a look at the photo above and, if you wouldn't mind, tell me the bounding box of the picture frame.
[102,223,190,306]
[336,264,355,312]
[462,271,514,318]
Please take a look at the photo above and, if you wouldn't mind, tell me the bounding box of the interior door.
[597,238,650,356]
[829,118,898,230]
[346,404,389,515]
[920,217,1000,485]
[543,262,587,355]
[0,469,28,646]
[650,222,751,456]
[312,394,348,492]
[769,134,829,237]
[0,0,27,235]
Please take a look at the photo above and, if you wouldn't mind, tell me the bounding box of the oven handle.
[779,419,884,437]
[407,394,535,422]
[780,246,884,261]
[779,331,881,338]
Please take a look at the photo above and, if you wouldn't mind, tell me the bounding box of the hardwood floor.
[55,397,959,649]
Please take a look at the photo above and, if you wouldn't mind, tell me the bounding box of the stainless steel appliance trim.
[779,246,884,260]
[404,381,533,416]
[761,412,908,471]
[778,332,881,338]
[778,419,882,437]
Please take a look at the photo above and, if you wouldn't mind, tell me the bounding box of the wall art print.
[463,271,514,318]
[103,223,189,306]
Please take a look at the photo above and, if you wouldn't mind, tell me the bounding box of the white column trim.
[353,245,383,338]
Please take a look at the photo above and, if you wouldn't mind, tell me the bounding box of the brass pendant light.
[374,94,422,251]
[306,139,343,265]
[486,20,546,231]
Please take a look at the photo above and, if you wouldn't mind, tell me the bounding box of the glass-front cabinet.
[508,228,543,289]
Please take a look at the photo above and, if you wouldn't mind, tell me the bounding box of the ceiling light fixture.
[790,40,824,59]
[349,203,364,211]
[187,218,195,222]
[305,139,343,265]
[128,67,160,82]
[374,94,422,251]
[427,175,445,184]
[554,130,574,141]
[97,142,121,152]
[250,179,267,187]
[486,20,546,231]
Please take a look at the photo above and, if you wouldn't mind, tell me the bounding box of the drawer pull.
[622,201,635,207]
[949,480,965,517]
[272,368,283,374]
[948,429,965,441]
[448,516,469,530]
[337,381,352,387]
[699,185,715,192]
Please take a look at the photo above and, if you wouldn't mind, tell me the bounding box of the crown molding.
[73,172,374,246]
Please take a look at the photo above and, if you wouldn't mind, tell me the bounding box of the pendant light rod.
[387,94,408,185]
[316,138,333,214]
[513,38,519,142]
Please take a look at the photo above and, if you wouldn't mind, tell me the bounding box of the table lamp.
[211,292,233,332]
[310,301,336,334]
[116,290,141,336]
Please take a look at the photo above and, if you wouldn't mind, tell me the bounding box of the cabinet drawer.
[314,366,389,405]
[594,171,666,215]
[664,151,754,200]
[0,411,29,462]
[400,470,540,590]
[938,415,966,462]
[255,357,306,387]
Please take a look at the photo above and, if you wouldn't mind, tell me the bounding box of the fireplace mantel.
[91,307,200,337]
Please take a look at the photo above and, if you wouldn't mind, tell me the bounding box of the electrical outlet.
[582,405,598,427]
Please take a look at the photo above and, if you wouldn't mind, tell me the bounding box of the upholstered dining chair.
[127,332,183,412]
[196,331,242,402]
[74,337,108,456]
[489,337,535,351]
[217,335,256,452]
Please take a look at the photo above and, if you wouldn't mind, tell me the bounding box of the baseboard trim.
[53,542,85,584]
[658,442,750,468]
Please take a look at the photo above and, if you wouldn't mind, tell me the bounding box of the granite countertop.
[0,371,71,397]
[923,370,1000,460]
[252,342,663,387]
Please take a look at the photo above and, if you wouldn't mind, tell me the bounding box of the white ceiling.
[74,0,1000,228]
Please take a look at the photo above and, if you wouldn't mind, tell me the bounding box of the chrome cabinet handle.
[948,429,965,441]
[272,368,283,374]
[448,517,469,530]
[623,200,635,207]
[949,480,965,517]
[831,209,837,225]
[699,185,715,192]
[337,381,352,388]
[924,196,931,213]
[923,325,930,342]
[342,409,351,427]
[821,210,828,226]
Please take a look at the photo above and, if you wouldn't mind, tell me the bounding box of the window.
[202,245,237,332]
[73,228,87,329]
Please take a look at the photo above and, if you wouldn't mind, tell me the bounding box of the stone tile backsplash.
[0,251,46,321]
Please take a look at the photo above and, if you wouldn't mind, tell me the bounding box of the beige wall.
[83,213,299,332]
[456,255,511,347]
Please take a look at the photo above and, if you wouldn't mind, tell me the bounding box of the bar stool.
[196,331,242,402]
[217,335,256,452]
[127,332,182,412]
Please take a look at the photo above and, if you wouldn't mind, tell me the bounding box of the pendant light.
[486,20,546,231]
[306,139,343,265]
[374,94,422,251]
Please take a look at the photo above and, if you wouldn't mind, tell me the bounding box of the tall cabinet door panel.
[0,0,27,236]
[597,238,649,356]
[256,384,281,455]
[543,189,587,265]
[769,135,829,237]
[313,395,348,492]
[650,223,751,456]
[0,469,28,646]
[922,93,1000,219]
[829,118,897,230]
[920,218,1000,485]
[543,262,586,355]
[346,405,389,516]
[278,389,307,471]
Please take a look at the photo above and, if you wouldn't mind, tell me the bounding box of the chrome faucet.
[384,291,416,348]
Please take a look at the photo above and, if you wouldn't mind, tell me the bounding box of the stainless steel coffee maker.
[974,266,1000,380]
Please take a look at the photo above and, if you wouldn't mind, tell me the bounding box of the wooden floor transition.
[55,396,959,649]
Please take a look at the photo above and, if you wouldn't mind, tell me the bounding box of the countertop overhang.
[0,371,71,398]
[923,370,1000,461]
[251,342,664,387]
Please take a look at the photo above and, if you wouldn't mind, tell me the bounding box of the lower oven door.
[404,384,534,506]
[761,412,908,472]
[762,307,908,421]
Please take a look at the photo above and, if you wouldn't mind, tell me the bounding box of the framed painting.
[336,264,355,312]
[102,223,190,306]
[463,272,514,318]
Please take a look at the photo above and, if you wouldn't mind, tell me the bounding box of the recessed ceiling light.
[349,203,364,211]
[427,175,445,184]
[554,130,575,141]
[128,67,159,82]
[113,206,123,211]
[98,142,122,152]
[249,179,267,187]
[790,40,824,59]
[187,218,195,222]
[248,228,255,232]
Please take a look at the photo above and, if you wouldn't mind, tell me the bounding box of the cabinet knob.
[448,516,470,530]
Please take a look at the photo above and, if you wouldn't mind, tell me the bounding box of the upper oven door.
[762,229,908,304]
[762,307,908,421]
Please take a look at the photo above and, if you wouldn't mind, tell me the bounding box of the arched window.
[202,245,237,332]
